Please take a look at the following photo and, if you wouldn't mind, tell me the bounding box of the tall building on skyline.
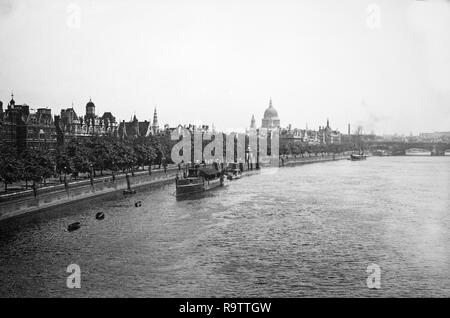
[250,114,256,129]
[261,99,280,129]
[152,107,159,135]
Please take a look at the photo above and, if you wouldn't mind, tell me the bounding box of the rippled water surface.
[1,157,450,297]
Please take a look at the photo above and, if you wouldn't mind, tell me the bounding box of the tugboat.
[226,162,242,180]
[175,162,225,197]
[350,150,367,161]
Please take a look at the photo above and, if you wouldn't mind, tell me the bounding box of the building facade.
[55,99,118,145]
[320,119,341,144]
[0,94,57,150]
[280,119,342,146]
[418,132,450,143]
[118,108,160,140]
[0,96,120,149]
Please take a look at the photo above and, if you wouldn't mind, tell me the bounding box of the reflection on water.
[0,157,449,297]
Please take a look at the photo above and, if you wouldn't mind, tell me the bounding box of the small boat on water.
[95,212,105,220]
[68,222,81,232]
[350,152,367,161]
[175,163,225,197]
[226,162,242,180]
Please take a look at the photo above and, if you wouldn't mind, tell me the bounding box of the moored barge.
[175,163,226,197]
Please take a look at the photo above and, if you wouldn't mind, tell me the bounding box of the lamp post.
[246,146,250,171]
[32,180,37,198]
[89,163,94,186]
[112,160,116,182]
[148,158,152,175]
[63,166,68,189]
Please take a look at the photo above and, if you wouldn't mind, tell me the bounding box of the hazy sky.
[1,0,449,134]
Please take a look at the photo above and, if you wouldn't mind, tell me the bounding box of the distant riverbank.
[281,153,348,166]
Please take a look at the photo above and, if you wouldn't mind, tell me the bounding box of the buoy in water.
[68,222,81,232]
[95,212,105,220]
[135,201,142,207]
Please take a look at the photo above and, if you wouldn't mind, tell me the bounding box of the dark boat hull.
[350,154,367,161]
[68,222,81,232]
[176,177,224,197]
[227,173,242,180]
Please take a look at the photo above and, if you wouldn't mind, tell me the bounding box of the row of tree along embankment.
[280,153,349,167]
[0,167,178,222]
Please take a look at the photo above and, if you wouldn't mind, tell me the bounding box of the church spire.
[152,107,159,134]
[153,107,158,126]
[250,114,256,129]
[9,92,15,106]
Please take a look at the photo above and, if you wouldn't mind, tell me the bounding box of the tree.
[35,148,55,186]
[155,134,174,164]
[113,139,136,174]
[55,146,73,182]
[21,148,55,187]
[88,136,113,176]
[22,150,40,188]
[133,136,157,171]
[66,139,91,179]
[21,150,34,189]
[299,143,307,157]
[0,142,21,192]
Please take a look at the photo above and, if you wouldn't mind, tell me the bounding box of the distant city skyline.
[1,0,449,135]
[1,92,449,136]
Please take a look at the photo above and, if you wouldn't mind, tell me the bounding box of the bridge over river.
[367,141,450,156]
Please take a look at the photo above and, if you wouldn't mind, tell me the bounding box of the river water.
[0,156,449,297]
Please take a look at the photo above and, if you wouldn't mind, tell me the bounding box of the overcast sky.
[1,0,449,134]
